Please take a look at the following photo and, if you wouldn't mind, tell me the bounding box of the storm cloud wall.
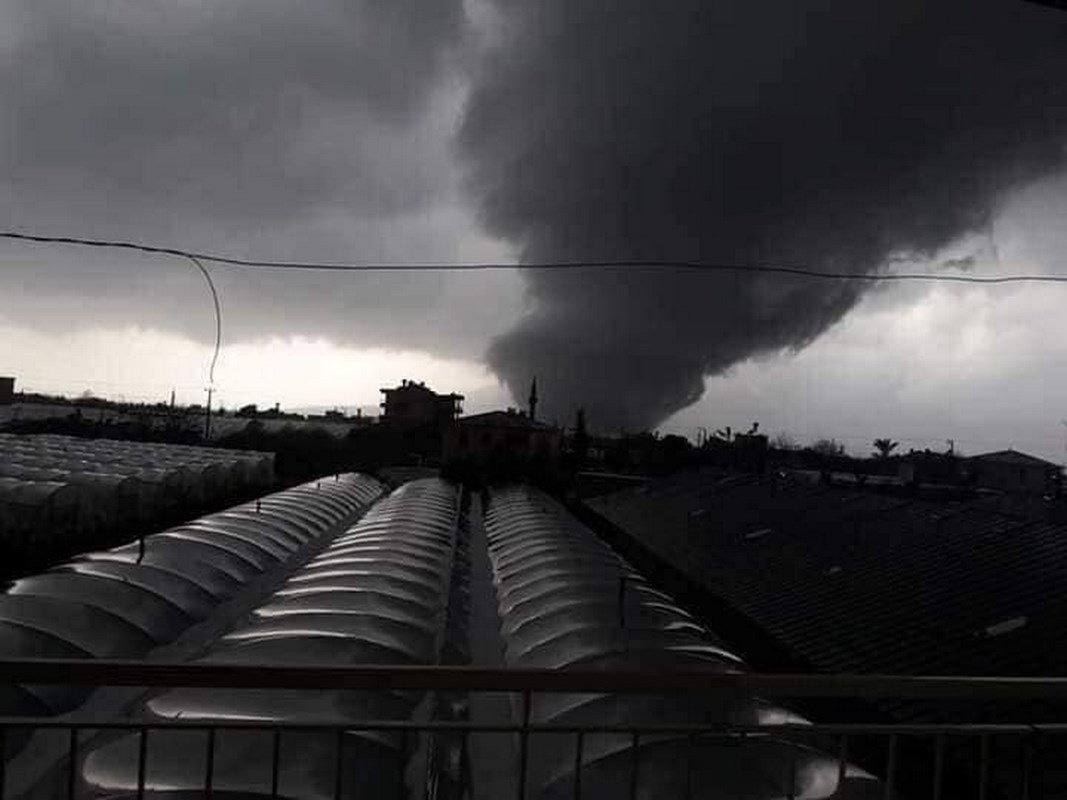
[461,1,1067,430]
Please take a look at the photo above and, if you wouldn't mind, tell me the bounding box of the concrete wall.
[443,423,561,465]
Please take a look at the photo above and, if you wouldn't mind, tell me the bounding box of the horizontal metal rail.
[2,660,1065,800]
[3,658,1067,698]
[0,718,1060,735]
[1,716,1054,800]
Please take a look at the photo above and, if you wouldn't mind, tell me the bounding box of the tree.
[810,438,846,457]
[872,438,899,459]
[771,432,798,451]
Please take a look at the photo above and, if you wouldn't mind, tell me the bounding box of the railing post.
[572,732,584,800]
[836,734,850,796]
[67,728,79,800]
[932,735,945,800]
[0,727,6,800]
[788,737,798,800]
[271,728,282,798]
[884,733,898,800]
[630,732,640,800]
[334,729,345,800]
[1021,732,1034,800]
[460,730,470,799]
[136,727,148,800]
[396,729,408,800]
[978,734,991,800]
[685,733,695,800]
[204,728,216,799]
[518,689,531,800]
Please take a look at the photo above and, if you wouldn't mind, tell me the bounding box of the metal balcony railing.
[3,659,1067,800]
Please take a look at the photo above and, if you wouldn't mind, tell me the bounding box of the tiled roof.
[587,468,1067,692]
[456,411,556,430]
[968,449,1060,468]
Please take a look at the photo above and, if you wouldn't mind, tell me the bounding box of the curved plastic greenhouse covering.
[0,473,384,719]
[484,485,878,800]
[83,478,460,799]
[0,434,279,551]
[0,477,82,552]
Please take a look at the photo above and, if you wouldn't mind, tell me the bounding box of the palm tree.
[872,438,899,459]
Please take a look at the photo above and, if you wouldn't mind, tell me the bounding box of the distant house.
[0,377,13,406]
[897,450,962,486]
[443,409,561,467]
[379,380,464,428]
[964,449,1063,495]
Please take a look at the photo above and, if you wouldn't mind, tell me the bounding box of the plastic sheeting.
[82,478,461,800]
[0,473,384,717]
[484,485,879,800]
[0,434,279,547]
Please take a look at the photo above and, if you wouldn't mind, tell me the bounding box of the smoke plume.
[461,0,1067,430]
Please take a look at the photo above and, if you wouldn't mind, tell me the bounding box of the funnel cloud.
[461,1,1067,430]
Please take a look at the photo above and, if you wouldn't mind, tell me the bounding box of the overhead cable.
[3,230,1066,284]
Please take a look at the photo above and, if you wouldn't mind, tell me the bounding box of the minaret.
[528,376,538,422]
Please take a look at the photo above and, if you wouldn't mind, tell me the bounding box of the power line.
[4,230,1067,283]
[185,254,221,385]
[1,233,223,387]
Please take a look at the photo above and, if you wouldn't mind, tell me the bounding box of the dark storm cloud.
[0,0,521,357]
[0,0,460,219]
[461,0,1067,430]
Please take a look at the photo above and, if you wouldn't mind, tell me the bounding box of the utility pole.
[528,376,538,422]
[204,386,214,441]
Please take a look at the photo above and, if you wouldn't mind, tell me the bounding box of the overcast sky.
[4,1,1067,461]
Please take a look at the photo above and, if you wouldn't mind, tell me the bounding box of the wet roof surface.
[588,468,1067,685]
[82,478,461,798]
[484,485,875,799]
[0,472,384,716]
